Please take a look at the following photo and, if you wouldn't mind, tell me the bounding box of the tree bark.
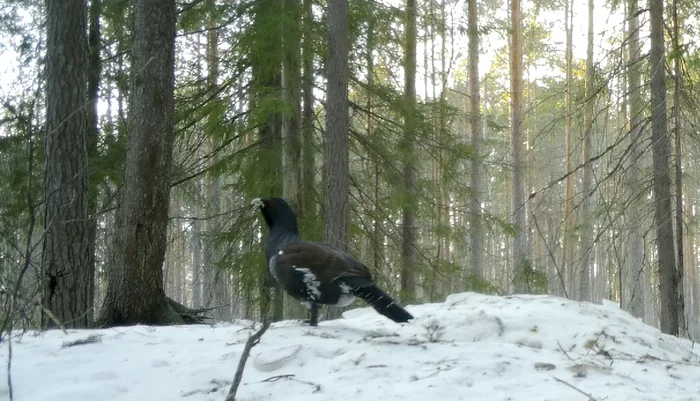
[323,0,350,251]
[649,0,678,335]
[251,0,285,322]
[100,0,182,325]
[43,0,92,328]
[400,0,418,303]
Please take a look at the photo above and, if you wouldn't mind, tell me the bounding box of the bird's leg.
[308,303,319,326]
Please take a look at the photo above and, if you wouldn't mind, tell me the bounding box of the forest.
[0,0,697,341]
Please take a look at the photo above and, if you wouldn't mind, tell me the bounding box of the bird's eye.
[268,200,277,207]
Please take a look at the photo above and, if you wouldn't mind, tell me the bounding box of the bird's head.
[251,197,299,235]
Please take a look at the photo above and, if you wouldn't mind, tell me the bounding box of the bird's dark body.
[254,197,413,326]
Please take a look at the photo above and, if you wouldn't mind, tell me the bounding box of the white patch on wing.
[268,255,280,281]
[278,250,284,255]
[333,282,355,307]
[336,294,356,307]
[295,267,321,300]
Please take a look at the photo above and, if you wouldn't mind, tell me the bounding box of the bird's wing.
[272,240,373,285]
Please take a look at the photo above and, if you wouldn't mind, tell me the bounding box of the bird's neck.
[266,228,300,258]
[270,227,300,247]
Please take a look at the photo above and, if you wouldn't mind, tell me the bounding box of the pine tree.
[43,0,92,328]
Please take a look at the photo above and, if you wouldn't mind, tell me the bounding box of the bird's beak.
[251,198,265,208]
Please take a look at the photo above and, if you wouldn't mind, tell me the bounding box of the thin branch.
[258,374,321,392]
[260,374,295,382]
[225,318,271,401]
[171,139,260,187]
[556,340,574,361]
[552,376,600,401]
[533,215,569,299]
[1,118,39,340]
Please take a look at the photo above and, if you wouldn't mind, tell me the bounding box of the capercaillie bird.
[252,197,413,326]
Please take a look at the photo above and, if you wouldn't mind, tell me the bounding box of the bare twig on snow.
[553,376,600,401]
[224,318,271,401]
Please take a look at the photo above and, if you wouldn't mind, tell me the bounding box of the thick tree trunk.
[250,0,284,321]
[649,0,678,335]
[400,0,418,303]
[467,0,483,282]
[43,0,92,328]
[100,0,183,326]
[323,0,350,252]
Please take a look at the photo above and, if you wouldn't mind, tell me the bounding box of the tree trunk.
[400,0,418,303]
[510,0,528,293]
[282,0,303,212]
[202,0,230,320]
[437,0,450,294]
[467,0,483,282]
[191,216,202,307]
[251,0,284,321]
[301,0,317,230]
[100,0,183,325]
[366,15,382,274]
[324,0,350,251]
[623,0,646,318]
[579,0,594,301]
[561,0,574,299]
[86,0,102,319]
[43,0,92,328]
[649,0,678,335]
[672,0,686,336]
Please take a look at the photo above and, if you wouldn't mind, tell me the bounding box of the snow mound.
[3,292,699,401]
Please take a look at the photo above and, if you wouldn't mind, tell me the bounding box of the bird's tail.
[352,284,413,323]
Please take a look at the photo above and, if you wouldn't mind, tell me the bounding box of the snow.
[3,292,700,401]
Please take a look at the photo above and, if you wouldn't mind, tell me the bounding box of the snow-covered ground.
[3,292,700,401]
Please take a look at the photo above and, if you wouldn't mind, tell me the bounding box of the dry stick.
[261,374,295,383]
[260,374,321,393]
[556,340,574,361]
[552,376,600,401]
[225,319,271,401]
